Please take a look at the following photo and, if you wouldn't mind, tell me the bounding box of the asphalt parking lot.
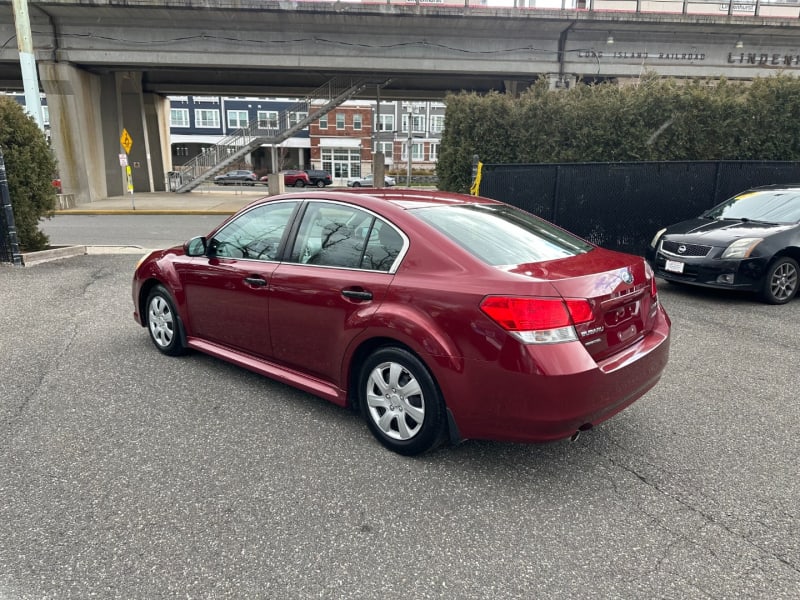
[1,254,798,599]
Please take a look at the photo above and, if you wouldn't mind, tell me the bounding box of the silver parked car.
[346,174,395,187]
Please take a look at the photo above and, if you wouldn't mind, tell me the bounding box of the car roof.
[743,184,800,193]
[254,189,502,211]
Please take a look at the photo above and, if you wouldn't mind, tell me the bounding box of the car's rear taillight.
[645,261,658,301]
[480,296,593,344]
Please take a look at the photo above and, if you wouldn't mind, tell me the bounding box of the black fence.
[478,161,800,256]
[0,148,23,266]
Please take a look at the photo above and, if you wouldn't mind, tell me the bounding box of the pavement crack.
[595,442,800,578]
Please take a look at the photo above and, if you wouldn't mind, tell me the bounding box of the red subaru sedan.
[132,190,670,455]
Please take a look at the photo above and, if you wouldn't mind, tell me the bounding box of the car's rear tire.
[359,347,447,456]
[316,180,325,188]
[352,182,361,187]
[145,285,186,356]
[294,180,305,188]
[760,256,799,304]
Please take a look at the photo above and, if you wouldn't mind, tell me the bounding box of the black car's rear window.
[412,204,592,266]
[704,189,800,224]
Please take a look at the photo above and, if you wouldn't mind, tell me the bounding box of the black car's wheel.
[145,285,186,356]
[359,347,447,456]
[760,257,799,304]
[294,180,305,188]
[316,180,325,188]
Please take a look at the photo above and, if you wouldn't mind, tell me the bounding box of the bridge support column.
[39,63,168,204]
[39,62,107,204]
[115,71,167,194]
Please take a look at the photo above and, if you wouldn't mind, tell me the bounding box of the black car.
[304,169,333,187]
[647,185,800,304]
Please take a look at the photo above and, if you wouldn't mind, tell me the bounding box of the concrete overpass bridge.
[1,0,799,202]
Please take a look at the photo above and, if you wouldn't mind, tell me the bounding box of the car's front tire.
[352,182,361,187]
[760,256,799,304]
[359,347,447,456]
[294,180,305,188]
[145,285,186,356]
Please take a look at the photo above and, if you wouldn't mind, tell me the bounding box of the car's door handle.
[244,276,267,287]
[342,289,373,301]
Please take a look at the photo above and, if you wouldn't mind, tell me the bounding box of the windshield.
[704,189,800,224]
[412,204,593,266]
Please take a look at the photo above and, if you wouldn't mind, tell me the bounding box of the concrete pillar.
[116,72,157,194]
[39,63,169,203]
[142,93,168,192]
[373,152,385,189]
[39,62,107,204]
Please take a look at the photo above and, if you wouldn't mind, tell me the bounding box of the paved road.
[1,255,798,599]
[40,214,229,249]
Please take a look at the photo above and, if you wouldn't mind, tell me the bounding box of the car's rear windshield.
[704,189,800,223]
[412,204,592,266]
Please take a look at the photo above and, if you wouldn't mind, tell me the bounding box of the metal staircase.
[173,76,373,193]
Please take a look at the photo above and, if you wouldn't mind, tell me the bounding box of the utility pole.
[406,105,413,187]
[11,0,45,131]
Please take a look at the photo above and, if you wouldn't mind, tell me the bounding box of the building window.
[227,110,249,129]
[288,111,308,129]
[402,114,426,134]
[321,147,362,179]
[319,114,328,129]
[376,141,393,159]
[195,109,220,128]
[41,105,50,126]
[353,114,362,130]
[430,115,445,134]
[429,142,439,161]
[336,113,346,130]
[258,111,279,130]
[377,114,395,132]
[402,142,424,161]
[171,108,190,128]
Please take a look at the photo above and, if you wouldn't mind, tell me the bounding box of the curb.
[21,245,87,267]
[19,245,152,267]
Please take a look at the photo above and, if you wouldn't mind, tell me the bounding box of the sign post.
[120,128,134,210]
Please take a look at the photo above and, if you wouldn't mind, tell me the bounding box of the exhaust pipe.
[570,423,594,442]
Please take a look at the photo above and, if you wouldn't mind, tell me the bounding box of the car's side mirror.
[185,236,207,257]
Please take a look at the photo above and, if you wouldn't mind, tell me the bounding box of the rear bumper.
[444,306,671,444]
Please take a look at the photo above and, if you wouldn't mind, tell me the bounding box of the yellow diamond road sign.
[120,128,133,154]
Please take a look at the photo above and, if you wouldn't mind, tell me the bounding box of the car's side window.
[209,201,297,260]
[289,202,403,272]
[360,220,403,272]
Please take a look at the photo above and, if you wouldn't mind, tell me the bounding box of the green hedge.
[0,96,57,251]
[437,73,800,193]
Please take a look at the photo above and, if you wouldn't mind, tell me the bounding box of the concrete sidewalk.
[54,186,270,215]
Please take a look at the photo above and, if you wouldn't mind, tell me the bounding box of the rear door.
[268,201,405,384]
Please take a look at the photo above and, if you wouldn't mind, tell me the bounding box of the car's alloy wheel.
[359,347,446,455]
[352,182,361,187]
[146,285,186,356]
[761,257,799,304]
[316,180,325,188]
[294,180,305,187]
